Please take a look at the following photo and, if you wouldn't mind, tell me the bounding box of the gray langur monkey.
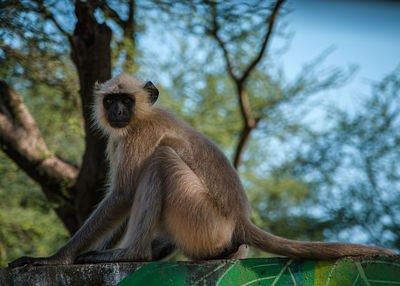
[9,74,395,267]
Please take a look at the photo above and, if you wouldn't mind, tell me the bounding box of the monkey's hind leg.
[156,147,239,260]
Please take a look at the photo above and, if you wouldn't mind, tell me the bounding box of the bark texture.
[69,1,112,225]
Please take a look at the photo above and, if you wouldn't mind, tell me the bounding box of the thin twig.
[239,0,285,85]
[207,1,238,82]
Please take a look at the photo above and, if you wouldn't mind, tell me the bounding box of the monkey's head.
[93,74,159,136]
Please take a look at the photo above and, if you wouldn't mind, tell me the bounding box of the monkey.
[9,74,395,268]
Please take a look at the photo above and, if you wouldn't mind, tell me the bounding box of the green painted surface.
[118,256,400,286]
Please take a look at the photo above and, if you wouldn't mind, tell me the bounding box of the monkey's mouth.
[109,121,129,128]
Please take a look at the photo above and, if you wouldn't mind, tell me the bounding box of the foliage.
[0,152,69,267]
[0,1,83,265]
[276,67,400,250]
[0,53,83,265]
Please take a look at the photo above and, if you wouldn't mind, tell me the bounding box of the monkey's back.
[151,107,251,219]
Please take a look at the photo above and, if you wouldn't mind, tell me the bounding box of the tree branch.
[235,0,284,134]
[100,0,136,32]
[239,0,285,85]
[99,1,136,37]
[0,81,79,233]
[99,0,136,70]
[69,0,111,224]
[233,117,261,169]
[34,0,70,38]
[102,2,126,27]
[206,0,286,168]
[126,0,135,30]
[207,1,238,83]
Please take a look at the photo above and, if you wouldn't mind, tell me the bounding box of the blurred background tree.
[0,0,399,266]
[279,69,400,250]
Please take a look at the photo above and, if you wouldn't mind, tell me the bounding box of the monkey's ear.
[144,81,159,105]
[94,81,101,91]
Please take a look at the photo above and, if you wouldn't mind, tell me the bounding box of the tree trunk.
[69,1,112,226]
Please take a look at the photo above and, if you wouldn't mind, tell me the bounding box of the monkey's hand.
[8,253,74,268]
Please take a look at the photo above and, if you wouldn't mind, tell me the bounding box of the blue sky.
[280,0,400,109]
[140,0,400,113]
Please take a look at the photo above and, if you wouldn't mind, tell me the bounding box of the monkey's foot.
[75,249,151,264]
[8,255,73,268]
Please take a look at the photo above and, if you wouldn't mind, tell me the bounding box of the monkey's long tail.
[244,223,395,259]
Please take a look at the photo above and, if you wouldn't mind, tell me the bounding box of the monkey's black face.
[103,93,135,128]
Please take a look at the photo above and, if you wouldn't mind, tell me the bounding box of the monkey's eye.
[122,98,132,105]
[105,99,113,105]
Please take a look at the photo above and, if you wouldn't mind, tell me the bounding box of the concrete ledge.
[1,256,400,286]
[0,262,144,286]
